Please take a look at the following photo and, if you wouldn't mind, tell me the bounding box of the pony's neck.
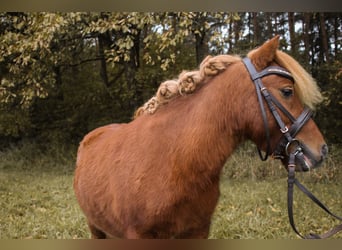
[166,63,251,175]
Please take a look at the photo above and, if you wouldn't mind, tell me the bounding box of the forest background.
[0,12,341,148]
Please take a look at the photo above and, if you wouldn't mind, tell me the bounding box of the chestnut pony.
[74,36,327,238]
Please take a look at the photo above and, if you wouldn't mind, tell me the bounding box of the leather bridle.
[242,57,313,168]
[242,57,342,239]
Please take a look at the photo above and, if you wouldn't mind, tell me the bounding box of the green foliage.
[0,12,340,145]
[315,61,342,144]
[0,104,30,139]
[0,13,66,106]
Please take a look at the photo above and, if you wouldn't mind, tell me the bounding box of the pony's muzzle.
[281,140,328,172]
[297,143,328,171]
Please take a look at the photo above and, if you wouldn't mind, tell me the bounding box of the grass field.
[0,142,341,239]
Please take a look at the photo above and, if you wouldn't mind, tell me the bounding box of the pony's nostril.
[321,144,328,158]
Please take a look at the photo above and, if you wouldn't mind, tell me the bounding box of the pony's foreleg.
[175,223,211,239]
[88,222,107,239]
[125,228,144,239]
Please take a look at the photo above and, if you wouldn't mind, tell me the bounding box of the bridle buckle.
[280,126,289,133]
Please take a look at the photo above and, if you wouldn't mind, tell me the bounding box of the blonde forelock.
[275,51,322,109]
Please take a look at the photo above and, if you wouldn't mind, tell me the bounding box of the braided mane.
[133,54,241,119]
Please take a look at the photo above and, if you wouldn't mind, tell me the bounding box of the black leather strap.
[288,108,313,137]
[252,66,294,82]
[287,164,342,239]
[242,57,296,160]
[243,57,271,160]
[273,108,313,160]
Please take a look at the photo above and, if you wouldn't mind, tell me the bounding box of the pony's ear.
[248,35,280,70]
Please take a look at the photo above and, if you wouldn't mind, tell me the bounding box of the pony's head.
[244,36,327,171]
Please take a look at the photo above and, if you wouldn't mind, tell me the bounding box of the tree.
[0,12,341,144]
[319,13,330,63]
[288,12,297,55]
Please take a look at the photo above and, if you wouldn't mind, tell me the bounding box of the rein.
[242,57,342,239]
[287,163,342,239]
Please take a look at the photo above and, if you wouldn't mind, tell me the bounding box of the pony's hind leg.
[88,222,107,239]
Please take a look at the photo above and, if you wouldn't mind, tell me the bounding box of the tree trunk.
[252,12,260,45]
[195,31,208,65]
[333,15,340,58]
[265,12,273,38]
[53,66,64,100]
[227,20,232,52]
[288,12,297,55]
[98,34,109,87]
[247,12,252,44]
[233,14,242,45]
[122,28,142,110]
[230,13,245,53]
[319,13,330,63]
[303,13,311,64]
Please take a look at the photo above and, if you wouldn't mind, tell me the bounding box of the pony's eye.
[280,88,293,98]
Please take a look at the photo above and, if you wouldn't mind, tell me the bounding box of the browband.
[251,66,295,82]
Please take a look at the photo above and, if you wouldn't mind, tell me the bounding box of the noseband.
[242,57,342,239]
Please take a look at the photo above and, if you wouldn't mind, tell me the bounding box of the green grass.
[0,142,90,239]
[0,170,89,239]
[210,179,342,239]
[0,141,341,239]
